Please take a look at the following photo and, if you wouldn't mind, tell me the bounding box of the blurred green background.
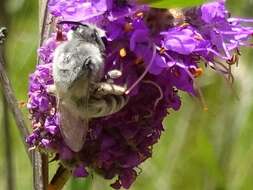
[1,0,253,189]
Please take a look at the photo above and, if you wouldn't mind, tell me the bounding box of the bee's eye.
[71,25,78,31]
[91,32,96,39]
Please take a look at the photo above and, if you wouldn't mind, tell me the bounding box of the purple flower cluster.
[27,0,253,189]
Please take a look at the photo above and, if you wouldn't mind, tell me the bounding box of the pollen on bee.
[119,48,127,58]
[124,22,133,32]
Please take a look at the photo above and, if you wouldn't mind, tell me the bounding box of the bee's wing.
[59,102,88,152]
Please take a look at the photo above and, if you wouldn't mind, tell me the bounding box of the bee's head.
[58,21,105,51]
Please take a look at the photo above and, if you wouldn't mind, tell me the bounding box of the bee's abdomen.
[88,94,128,118]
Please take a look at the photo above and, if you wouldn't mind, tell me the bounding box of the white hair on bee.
[51,21,128,152]
[107,69,122,79]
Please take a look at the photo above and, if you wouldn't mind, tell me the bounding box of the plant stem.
[33,152,49,190]
[0,29,32,161]
[39,0,53,46]
[48,165,71,190]
[2,100,15,190]
[0,2,15,189]
[32,1,53,189]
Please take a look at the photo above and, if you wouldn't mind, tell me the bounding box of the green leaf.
[139,0,206,8]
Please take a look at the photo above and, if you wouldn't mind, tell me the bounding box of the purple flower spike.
[26,0,253,189]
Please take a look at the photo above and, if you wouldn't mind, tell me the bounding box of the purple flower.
[161,26,201,55]
[38,36,57,63]
[48,0,104,22]
[201,0,227,23]
[73,164,89,177]
[119,169,137,189]
[44,116,59,135]
[26,0,253,189]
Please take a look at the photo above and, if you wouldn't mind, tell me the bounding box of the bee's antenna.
[57,21,88,27]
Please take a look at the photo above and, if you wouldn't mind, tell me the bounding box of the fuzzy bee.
[48,22,127,152]
[144,8,186,35]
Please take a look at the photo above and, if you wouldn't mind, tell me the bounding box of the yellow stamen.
[119,48,127,58]
[195,68,203,78]
[227,54,239,65]
[124,22,133,32]
[159,47,166,54]
[171,67,180,77]
[180,22,190,28]
[136,12,144,18]
[18,100,26,108]
[190,67,203,78]
[174,70,180,77]
[194,33,204,41]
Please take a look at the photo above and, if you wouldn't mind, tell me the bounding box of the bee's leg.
[94,82,127,97]
[88,94,128,118]
[46,84,57,95]
[46,85,60,108]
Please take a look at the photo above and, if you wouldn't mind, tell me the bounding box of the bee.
[144,8,186,35]
[48,21,128,152]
